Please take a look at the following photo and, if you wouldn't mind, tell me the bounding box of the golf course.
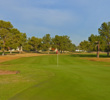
[0,54,110,100]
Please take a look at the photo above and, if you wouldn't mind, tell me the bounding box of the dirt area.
[83,58,110,62]
[0,70,20,75]
[0,53,47,75]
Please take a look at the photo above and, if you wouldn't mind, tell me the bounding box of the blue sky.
[0,0,110,45]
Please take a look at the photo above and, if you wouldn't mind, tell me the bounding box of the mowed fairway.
[0,55,110,100]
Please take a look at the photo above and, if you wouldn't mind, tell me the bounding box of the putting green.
[0,55,110,100]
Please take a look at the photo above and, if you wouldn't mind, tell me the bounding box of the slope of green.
[0,55,110,100]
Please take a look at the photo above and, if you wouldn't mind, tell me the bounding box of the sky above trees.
[0,0,110,45]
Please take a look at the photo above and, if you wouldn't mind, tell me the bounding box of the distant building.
[75,49,84,52]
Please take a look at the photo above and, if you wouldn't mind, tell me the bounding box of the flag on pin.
[56,50,58,54]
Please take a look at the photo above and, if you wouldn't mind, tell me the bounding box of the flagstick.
[57,53,58,67]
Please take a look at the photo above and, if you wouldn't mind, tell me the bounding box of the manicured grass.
[0,54,110,100]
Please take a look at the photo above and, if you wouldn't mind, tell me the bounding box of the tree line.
[24,34,76,53]
[79,22,110,56]
[0,20,76,55]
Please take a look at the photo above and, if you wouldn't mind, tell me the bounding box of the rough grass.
[0,54,110,100]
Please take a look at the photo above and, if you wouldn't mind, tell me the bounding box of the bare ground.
[82,57,110,62]
[0,70,20,75]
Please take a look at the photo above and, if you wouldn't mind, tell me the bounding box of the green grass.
[0,55,110,100]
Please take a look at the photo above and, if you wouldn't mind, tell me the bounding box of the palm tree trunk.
[107,51,109,56]
[107,45,109,56]
[2,40,5,56]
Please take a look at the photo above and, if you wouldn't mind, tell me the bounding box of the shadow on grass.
[0,52,19,56]
[70,53,110,58]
